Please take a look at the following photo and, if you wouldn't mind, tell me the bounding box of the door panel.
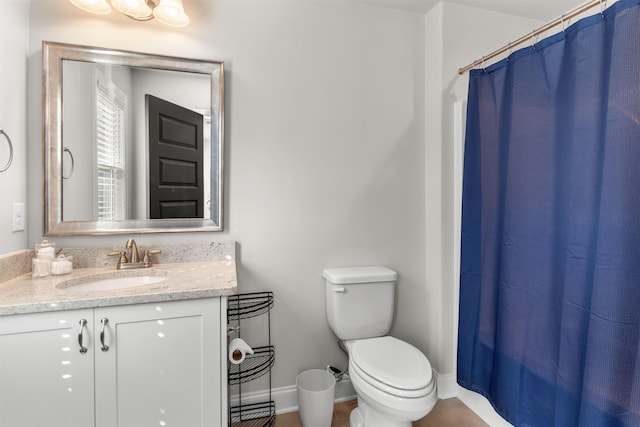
[94,299,221,427]
[0,310,95,427]
[147,95,204,219]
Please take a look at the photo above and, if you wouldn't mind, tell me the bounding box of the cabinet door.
[0,309,95,427]
[94,298,224,427]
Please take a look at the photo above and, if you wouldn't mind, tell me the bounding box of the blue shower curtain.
[458,1,640,426]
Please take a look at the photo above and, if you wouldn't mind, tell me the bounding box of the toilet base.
[349,400,411,427]
[349,407,364,427]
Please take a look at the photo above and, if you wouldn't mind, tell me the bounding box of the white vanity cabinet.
[0,297,227,427]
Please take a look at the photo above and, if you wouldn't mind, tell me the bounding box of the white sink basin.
[57,270,169,292]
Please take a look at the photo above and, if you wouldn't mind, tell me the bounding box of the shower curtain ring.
[600,0,607,16]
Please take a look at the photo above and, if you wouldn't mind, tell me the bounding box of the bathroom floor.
[272,398,489,427]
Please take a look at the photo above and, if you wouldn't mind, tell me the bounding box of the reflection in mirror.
[62,62,211,221]
[43,41,224,235]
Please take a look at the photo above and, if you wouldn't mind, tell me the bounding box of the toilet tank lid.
[322,266,397,284]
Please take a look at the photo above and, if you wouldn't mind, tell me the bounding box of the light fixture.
[68,0,189,27]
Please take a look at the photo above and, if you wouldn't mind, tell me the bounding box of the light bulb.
[112,0,153,20]
[68,0,111,15]
[153,0,189,27]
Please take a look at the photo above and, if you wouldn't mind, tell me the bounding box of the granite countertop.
[0,260,238,316]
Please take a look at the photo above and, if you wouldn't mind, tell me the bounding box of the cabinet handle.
[100,317,109,352]
[78,319,88,354]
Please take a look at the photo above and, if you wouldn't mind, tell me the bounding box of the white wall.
[0,0,29,254]
[26,0,426,391]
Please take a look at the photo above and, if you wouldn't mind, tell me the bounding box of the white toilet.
[323,266,437,427]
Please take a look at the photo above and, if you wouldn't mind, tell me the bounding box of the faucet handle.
[107,251,128,261]
[107,251,129,269]
[142,249,161,264]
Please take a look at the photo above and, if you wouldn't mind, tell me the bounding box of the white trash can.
[296,369,336,427]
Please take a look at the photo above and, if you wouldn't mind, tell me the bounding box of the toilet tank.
[323,266,397,341]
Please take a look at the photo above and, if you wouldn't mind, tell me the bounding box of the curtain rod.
[457,0,611,75]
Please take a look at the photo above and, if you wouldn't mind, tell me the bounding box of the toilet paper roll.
[229,338,254,365]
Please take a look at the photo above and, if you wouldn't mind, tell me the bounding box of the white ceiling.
[353,0,587,21]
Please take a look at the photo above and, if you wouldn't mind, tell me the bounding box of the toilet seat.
[349,336,434,398]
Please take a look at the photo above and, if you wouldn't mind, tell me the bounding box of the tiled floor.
[273,398,489,427]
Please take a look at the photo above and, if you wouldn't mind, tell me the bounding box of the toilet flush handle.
[332,286,346,293]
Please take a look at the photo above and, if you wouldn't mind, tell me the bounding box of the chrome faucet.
[108,239,161,270]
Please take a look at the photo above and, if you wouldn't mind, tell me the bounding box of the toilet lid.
[350,336,433,391]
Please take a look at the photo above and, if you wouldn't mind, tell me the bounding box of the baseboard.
[432,371,513,426]
[230,374,356,415]
[456,385,514,427]
[434,370,457,399]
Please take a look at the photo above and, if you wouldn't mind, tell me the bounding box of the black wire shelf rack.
[228,292,275,427]
[228,345,275,385]
[228,291,274,320]
[229,401,275,427]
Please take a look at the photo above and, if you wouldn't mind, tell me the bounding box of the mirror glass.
[43,41,224,235]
